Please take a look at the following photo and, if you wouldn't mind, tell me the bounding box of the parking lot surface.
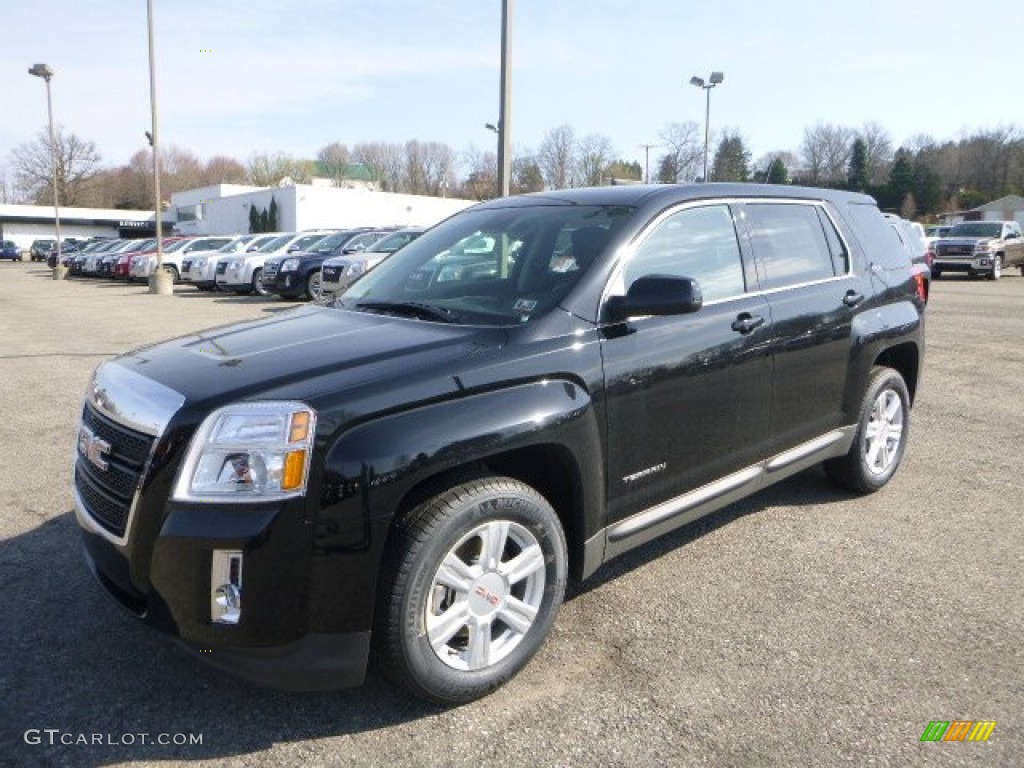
[1,263,1020,767]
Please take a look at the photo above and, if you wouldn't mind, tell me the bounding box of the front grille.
[264,262,280,280]
[937,244,973,257]
[182,259,193,272]
[322,266,340,282]
[216,261,228,274]
[75,403,157,538]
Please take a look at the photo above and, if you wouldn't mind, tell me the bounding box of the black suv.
[263,228,392,300]
[73,184,926,704]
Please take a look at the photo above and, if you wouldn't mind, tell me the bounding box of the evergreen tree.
[883,150,915,211]
[656,154,680,184]
[268,197,279,231]
[767,157,788,184]
[847,138,869,191]
[710,133,751,182]
[248,204,259,234]
[259,207,269,232]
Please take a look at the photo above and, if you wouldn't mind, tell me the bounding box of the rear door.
[599,202,773,524]
[739,200,864,453]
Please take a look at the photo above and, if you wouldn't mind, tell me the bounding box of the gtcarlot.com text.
[24,729,203,747]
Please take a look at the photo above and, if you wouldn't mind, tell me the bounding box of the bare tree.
[511,155,544,194]
[353,142,404,192]
[201,155,247,185]
[537,125,576,189]
[246,151,312,186]
[858,121,894,185]
[575,134,615,186]
[9,127,102,206]
[656,121,703,183]
[316,142,351,185]
[800,122,855,184]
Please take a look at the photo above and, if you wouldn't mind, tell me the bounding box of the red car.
[114,238,183,280]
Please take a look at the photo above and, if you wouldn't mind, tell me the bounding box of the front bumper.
[269,271,306,297]
[933,255,995,273]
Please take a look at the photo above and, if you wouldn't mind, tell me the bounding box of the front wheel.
[251,268,269,296]
[374,477,567,704]
[826,366,910,494]
[305,270,321,300]
[989,254,1002,280]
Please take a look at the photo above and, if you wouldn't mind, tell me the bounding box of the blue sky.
[1,0,1020,182]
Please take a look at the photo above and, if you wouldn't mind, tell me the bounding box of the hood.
[110,305,506,410]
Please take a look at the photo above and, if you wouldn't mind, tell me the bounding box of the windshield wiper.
[356,301,462,324]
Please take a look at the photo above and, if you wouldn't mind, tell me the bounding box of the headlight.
[172,401,316,502]
[346,263,365,276]
[282,258,299,271]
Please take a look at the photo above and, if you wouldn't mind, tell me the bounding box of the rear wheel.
[165,265,179,283]
[374,477,567,704]
[931,268,941,280]
[825,366,910,494]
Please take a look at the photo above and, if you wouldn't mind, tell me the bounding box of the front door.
[600,203,772,526]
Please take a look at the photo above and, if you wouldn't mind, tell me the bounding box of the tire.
[989,254,1002,280]
[165,266,179,283]
[251,268,269,296]
[931,268,941,280]
[825,366,910,494]
[305,270,321,300]
[374,477,568,704]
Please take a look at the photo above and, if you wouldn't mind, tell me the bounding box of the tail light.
[914,271,928,304]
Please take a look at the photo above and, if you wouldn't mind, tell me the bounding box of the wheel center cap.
[468,572,507,616]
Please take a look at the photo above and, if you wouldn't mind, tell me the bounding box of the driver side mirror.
[606,275,703,322]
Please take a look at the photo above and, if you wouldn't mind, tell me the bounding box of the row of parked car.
[58,226,426,300]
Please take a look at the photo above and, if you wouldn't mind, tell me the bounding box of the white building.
[172,182,474,237]
[0,204,160,252]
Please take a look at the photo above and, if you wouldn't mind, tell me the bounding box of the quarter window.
[624,204,745,302]
[745,203,837,289]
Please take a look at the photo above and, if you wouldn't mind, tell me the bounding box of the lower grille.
[75,403,156,538]
[216,261,228,274]
[264,262,280,280]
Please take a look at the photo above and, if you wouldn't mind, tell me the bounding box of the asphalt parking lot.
[1,262,1020,767]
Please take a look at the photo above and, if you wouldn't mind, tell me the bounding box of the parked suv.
[73,184,926,704]
[932,220,1024,279]
[1,240,21,261]
[319,227,425,299]
[29,239,55,262]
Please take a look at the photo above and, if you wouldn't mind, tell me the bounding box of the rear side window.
[745,203,837,289]
[844,202,908,269]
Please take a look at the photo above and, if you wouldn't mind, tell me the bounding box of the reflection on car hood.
[111,305,505,408]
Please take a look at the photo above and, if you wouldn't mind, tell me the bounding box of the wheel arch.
[874,341,920,404]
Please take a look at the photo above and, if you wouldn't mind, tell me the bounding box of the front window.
[338,204,632,325]
[949,222,1002,238]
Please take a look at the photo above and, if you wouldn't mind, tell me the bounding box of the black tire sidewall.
[385,480,567,704]
[853,368,910,491]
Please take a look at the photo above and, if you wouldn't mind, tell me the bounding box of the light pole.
[496,0,513,198]
[147,0,172,294]
[485,122,501,196]
[27,63,64,279]
[638,143,662,184]
[689,71,724,182]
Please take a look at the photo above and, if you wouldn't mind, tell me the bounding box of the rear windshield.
[844,203,907,269]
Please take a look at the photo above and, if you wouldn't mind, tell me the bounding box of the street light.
[27,62,63,279]
[495,0,514,198]
[689,71,724,183]
[146,0,172,294]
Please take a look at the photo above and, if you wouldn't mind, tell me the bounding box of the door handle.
[731,313,765,334]
[843,290,864,307]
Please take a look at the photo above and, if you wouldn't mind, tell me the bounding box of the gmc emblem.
[78,425,111,471]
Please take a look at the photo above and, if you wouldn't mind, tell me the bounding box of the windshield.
[312,231,359,253]
[369,230,423,254]
[949,222,1002,238]
[338,204,632,325]
[163,238,192,253]
[287,232,332,252]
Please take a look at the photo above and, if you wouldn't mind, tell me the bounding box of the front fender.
[307,379,603,633]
